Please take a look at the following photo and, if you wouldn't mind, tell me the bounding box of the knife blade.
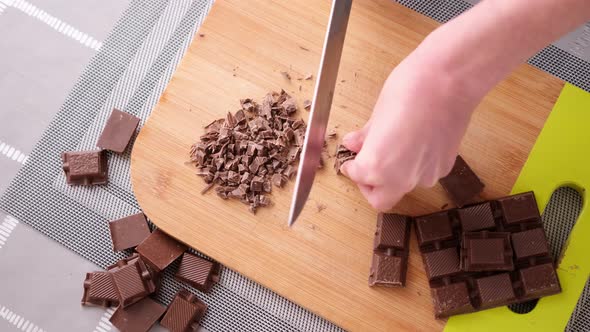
[288,0,353,227]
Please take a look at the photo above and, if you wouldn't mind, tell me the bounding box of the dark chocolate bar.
[439,155,484,207]
[415,191,561,318]
[81,272,119,307]
[110,297,166,332]
[61,150,108,185]
[136,229,188,271]
[160,289,207,332]
[109,213,151,251]
[107,254,157,307]
[175,253,220,293]
[369,214,411,287]
[97,108,141,153]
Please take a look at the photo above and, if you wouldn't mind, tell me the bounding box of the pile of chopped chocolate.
[190,90,306,213]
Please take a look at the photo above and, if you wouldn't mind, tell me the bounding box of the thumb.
[340,159,368,184]
[342,119,372,153]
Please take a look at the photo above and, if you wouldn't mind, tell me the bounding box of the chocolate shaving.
[280,71,292,81]
[190,91,306,212]
[303,99,311,111]
[304,73,313,80]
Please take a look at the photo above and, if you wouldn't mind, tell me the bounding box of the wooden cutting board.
[130,0,564,330]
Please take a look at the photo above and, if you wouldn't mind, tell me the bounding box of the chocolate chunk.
[107,254,157,307]
[431,282,474,318]
[423,248,461,280]
[96,109,141,153]
[498,192,540,225]
[61,150,108,185]
[109,213,151,251]
[160,289,207,332]
[369,214,411,287]
[458,202,496,232]
[475,273,516,309]
[414,211,453,246]
[175,253,220,293]
[135,229,188,271]
[519,263,561,300]
[415,192,561,318]
[439,155,484,207]
[511,228,550,260]
[461,231,513,271]
[110,297,166,332]
[333,144,357,174]
[271,173,286,188]
[82,272,119,307]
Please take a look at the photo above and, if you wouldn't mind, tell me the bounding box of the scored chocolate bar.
[369,213,411,287]
[81,271,119,307]
[110,297,166,332]
[415,191,561,318]
[109,213,151,251]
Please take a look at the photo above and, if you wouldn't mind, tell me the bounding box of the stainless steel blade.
[288,0,353,226]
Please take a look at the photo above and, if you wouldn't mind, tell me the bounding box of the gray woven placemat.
[0,0,588,331]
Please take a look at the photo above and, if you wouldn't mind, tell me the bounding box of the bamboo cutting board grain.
[130,0,564,330]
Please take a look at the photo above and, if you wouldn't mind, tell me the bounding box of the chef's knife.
[288,0,353,227]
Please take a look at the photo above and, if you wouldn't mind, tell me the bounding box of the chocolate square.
[61,150,108,185]
[431,282,474,318]
[519,263,561,299]
[439,155,484,207]
[475,273,516,309]
[175,253,220,293]
[81,272,119,307]
[97,109,141,153]
[373,213,410,250]
[423,248,461,280]
[160,289,207,332]
[458,202,495,232]
[461,232,513,271]
[108,254,156,307]
[415,212,454,246]
[109,213,151,251]
[498,192,540,225]
[136,229,188,271]
[511,228,550,260]
[110,297,166,332]
[369,254,403,287]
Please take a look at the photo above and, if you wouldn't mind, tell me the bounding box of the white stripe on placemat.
[0,0,102,51]
[93,307,115,332]
[0,140,28,164]
[0,305,45,332]
[0,215,18,249]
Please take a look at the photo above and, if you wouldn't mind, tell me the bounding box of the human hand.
[340,52,484,211]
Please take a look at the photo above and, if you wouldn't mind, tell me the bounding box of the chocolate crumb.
[199,33,205,37]
[441,203,449,210]
[317,203,327,213]
[299,45,310,51]
[304,73,313,80]
[281,71,292,81]
[327,130,337,139]
[341,80,346,83]
[303,99,311,111]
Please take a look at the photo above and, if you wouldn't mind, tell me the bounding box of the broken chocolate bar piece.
[369,214,411,287]
[61,150,108,185]
[109,213,151,251]
[136,229,188,271]
[160,289,207,332]
[107,254,157,307]
[461,231,513,272]
[431,282,474,318]
[81,272,119,307]
[439,155,484,207]
[415,191,560,319]
[110,297,166,332]
[175,253,220,293]
[96,108,141,153]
